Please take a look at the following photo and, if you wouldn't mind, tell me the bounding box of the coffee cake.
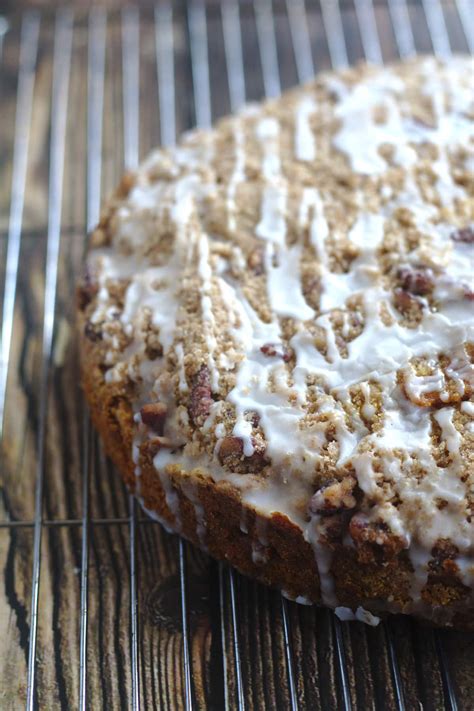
[78,56,474,628]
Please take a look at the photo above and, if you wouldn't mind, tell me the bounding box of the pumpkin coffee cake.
[78,56,474,628]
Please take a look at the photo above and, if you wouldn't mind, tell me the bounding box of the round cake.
[78,57,474,629]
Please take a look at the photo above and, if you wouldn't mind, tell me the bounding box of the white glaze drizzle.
[175,342,189,393]
[255,117,287,245]
[335,606,381,626]
[227,121,246,232]
[295,96,316,161]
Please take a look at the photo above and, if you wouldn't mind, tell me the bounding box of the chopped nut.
[218,435,267,472]
[247,247,265,275]
[246,411,260,428]
[397,266,434,295]
[145,330,164,361]
[189,365,214,425]
[260,343,293,362]
[218,436,244,459]
[451,226,474,243]
[145,344,164,360]
[309,476,357,515]
[84,321,102,342]
[349,513,408,563]
[140,402,167,434]
[429,540,461,579]
[432,540,458,560]
[393,288,423,316]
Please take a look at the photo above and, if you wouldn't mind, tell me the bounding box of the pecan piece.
[84,320,102,342]
[260,343,292,362]
[247,247,265,275]
[309,476,357,516]
[349,513,408,563]
[393,288,423,316]
[429,540,461,580]
[397,266,434,296]
[140,402,167,434]
[451,226,474,244]
[189,365,213,426]
[218,436,244,459]
[145,343,164,361]
[247,410,260,428]
[218,435,267,472]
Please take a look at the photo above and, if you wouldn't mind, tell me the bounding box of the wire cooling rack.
[0,1,473,709]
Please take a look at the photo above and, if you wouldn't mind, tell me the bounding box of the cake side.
[78,56,474,628]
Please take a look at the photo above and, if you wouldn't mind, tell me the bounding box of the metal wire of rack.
[0,1,472,709]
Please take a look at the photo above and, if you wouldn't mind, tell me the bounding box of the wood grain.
[0,3,473,709]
